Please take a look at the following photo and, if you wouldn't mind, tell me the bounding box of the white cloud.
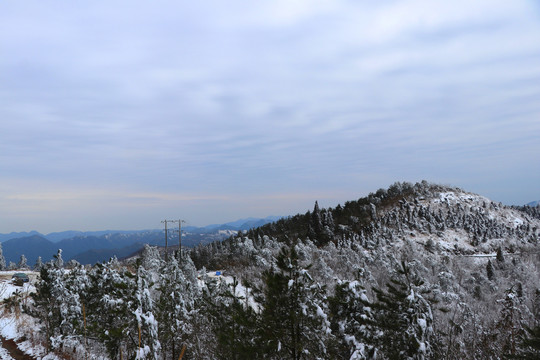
[0,0,539,231]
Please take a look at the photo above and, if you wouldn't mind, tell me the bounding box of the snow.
[0,347,13,360]
[434,191,489,206]
[218,229,238,236]
[407,289,415,301]
[431,191,528,231]
[417,318,427,332]
[0,316,18,342]
[202,272,261,312]
[0,271,62,360]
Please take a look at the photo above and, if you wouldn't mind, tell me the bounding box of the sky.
[1,0,539,234]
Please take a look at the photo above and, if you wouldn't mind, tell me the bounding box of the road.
[0,336,35,360]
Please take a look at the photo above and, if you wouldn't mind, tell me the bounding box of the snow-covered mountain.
[186,181,540,358]
[193,181,540,272]
[4,181,540,359]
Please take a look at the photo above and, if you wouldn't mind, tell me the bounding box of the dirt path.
[0,336,35,360]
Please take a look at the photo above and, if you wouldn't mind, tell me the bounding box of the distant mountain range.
[527,200,540,206]
[0,216,281,266]
[0,230,150,243]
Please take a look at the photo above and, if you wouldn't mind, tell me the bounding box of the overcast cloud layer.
[1,0,539,233]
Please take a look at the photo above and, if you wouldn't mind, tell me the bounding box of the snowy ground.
[0,271,59,360]
[432,191,527,230]
[203,271,260,311]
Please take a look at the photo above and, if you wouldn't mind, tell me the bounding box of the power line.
[161,219,185,261]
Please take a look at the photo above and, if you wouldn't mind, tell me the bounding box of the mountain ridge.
[0,216,282,265]
[190,181,540,271]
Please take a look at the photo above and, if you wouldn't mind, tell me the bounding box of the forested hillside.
[9,181,540,359]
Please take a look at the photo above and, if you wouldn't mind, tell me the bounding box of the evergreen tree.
[309,201,328,245]
[204,276,260,360]
[141,244,162,275]
[259,246,331,359]
[85,260,137,359]
[18,254,28,269]
[30,265,65,351]
[0,243,6,270]
[134,265,161,359]
[156,257,196,360]
[328,280,376,359]
[515,325,540,359]
[34,256,43,271]
[496,288,523,357]
[54,249,64,268]
[496,246,505,263]
[486,260,494,281]
[372,261,434,360]
[57,265,89,346]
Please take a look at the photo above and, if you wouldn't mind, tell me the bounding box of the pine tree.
[496,246,505,263]
[134,265,161,359]
[328,280,376,359]
[496,288,523,357]
[34,256,43,271]
[204,276,260,360]
[141,244,162,275]
[18,254,28,269]
[85,260,137,359]
[259,246,331,359]
[372,261,434,360]
[310,201,326,245]
[156,257,196,360]
[0,243,6,270]
[30,265,65,351]
[54,249,64,268]
[486,260,494,281]
[516,325,540,359]
[58,265,89,344]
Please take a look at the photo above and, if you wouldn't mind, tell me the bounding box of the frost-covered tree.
[496,246,505,263]
[18,254,28,269]
[156,256,196,359]
[51,265,89,353]
[496,288,523,357]
[0,243,6,270]
[85,260,137,359]
[34,256,43,271]
[202,276,260,360]
[328,280,376,359]
[141,244,162,274]
[54,249,64,268]
[486,260,494,281]
[134,265,160,359]
[372,261,434,360]
[65,259,80,269]
[30,265,66,351]
[259,246,331,359]
[516,324,540,359]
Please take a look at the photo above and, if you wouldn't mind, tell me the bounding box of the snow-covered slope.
[183,182,540,358]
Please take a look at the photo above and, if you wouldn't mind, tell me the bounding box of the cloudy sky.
[1,0,539,233]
